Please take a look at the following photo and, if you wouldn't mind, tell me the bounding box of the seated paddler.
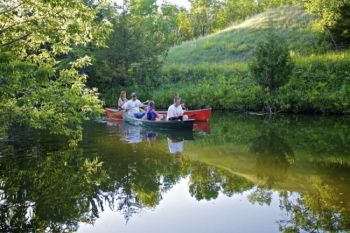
[147,100,160,121]
[167,96,188,121]
[122,92,145,119]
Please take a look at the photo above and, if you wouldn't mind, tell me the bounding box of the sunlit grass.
[165,5,329,66]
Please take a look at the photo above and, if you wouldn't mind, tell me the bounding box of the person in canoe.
[118,90,128,109]
[146,100,160,121]
[122,92,146,119]
[174,92,187,110]
[167,96,188,121]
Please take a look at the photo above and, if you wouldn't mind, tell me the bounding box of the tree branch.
[0,33,30,48]
[0,3,24,15]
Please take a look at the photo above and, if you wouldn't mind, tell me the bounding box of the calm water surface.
[1,112,350,233]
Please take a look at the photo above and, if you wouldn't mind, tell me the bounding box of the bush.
[277,52,350,113]
[153,75,262,111]
[150,50,350,114]
[249,31,294,113]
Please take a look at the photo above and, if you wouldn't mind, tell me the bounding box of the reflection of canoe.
[123,113,194,131]
[151,128,194,140]
[106,108,212,121]
[193,122,211,134]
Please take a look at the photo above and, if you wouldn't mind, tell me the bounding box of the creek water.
[1,112,349,233]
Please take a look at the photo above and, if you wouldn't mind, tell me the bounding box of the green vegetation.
[165,6,324,65]
[304,0,350,48]
[0,0,111,144]
[249,31,294,113]
[154,6,350,114]
[152,50,350,114]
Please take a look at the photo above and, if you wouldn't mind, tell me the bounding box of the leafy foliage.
[249,31,293,112]
[303,0,350,47]
[152,50,350,114]
[250,31,293,92]
[86,0,180,102]
[156,5,349,114]
[0,0,111,144]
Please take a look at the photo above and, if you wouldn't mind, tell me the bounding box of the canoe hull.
[123,113,194,131]
[158,108,211,122]
[106,108,212,121]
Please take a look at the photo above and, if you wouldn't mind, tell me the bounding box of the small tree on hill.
[249,31,294,114]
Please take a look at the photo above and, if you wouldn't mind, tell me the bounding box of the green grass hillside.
[165,5,329,66]
[150,5,350,114]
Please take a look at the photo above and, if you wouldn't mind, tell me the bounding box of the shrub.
[249,30,294,113]
[150,51,350,114]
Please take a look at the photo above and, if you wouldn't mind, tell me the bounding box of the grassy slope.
[165,5,328,66]
[154,5,350,113]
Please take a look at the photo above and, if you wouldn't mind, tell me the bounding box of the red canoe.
[105,108,123,119]
[158,108,212,122]
[105,108,212,122]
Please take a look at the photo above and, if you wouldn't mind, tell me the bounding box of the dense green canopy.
[0,0,112,144]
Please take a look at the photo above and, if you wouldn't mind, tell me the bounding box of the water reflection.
[167,138,184,163]
[278,178,350,232]
[0,136,107,232]
[250,125,295,186]
[122,125,143,144]
[0,113,350,232]
[108,119,198,156]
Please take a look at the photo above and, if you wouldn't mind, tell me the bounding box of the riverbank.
[150,51,350,114]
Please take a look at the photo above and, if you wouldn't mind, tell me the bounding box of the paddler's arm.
[139,100,147,112]
[121,102,128,112]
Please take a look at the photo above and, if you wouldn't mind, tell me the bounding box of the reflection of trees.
[188,162,254,201]
[1,127,256,230]
[2,119,350,232]
[0,148,107,232]
[247,187,273,206]
[250,127,294,186]
[94,145,187,221]
[198,113,350,165]
[278,177,350,233]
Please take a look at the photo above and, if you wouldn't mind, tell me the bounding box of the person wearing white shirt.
[122,92,144,117]
[167,96,188,121]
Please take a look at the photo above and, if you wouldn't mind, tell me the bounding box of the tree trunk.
[267,104,272,115]
[326,26,338,49]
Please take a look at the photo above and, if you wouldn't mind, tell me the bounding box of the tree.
[256,0,295,9]
[87,0,176,105]
[249,31,294,114]
[189,0,224,37]
[176,11,193,41]
[161,2,184,44]
[0,0,112,144]
[220,0,260,28]
[303,0,350,48]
